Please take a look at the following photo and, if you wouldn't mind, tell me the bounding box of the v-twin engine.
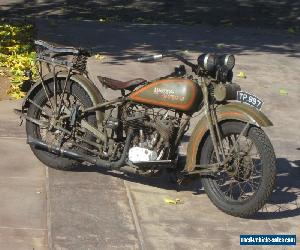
[119,105,180,163]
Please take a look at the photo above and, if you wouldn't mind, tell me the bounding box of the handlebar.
[137,51,197,71]
[137,54,163,62]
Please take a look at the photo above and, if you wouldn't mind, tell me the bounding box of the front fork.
[202,81,225,163]
[201,80,251,169]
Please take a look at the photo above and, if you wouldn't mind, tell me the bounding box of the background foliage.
[0,21,37,99]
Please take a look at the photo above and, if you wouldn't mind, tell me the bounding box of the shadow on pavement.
[74,163,205,194]
[253,158,300,220]
[1,0,300,29]
[73,157,299,219]
[29,19,300,62]
[2,16,299,64]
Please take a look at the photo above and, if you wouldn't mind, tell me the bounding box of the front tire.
[200,121,276,218]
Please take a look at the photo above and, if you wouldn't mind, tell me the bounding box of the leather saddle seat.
[97,76,146,90]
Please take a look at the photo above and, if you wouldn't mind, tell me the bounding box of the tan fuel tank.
[129,78,202,112]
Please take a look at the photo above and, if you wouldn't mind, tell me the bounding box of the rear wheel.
[200,121,276,218]
[26,79,97,170]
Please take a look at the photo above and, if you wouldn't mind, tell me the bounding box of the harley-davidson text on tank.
[129,78,202,112]
[153,87,185,102]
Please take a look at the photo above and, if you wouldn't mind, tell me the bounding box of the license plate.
[237,91,263,110]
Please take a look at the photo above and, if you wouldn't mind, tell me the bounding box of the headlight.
[198,53,235,71]
[197,53,217,73]
[218,54,235,70]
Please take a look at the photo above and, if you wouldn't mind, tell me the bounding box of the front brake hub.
[231,154,253,181]
[239,155,253,180]
[224,155,238,177]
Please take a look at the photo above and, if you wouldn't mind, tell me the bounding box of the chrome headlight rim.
[198,53,217,72]
[223,54,235,70]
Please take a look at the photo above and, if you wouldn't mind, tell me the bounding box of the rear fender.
[22,71,104,127]
[184,102,273,172]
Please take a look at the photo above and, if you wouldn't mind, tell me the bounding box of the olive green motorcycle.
[16,40,276,218]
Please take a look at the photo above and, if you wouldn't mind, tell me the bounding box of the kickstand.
[14,109,24,126]
[176,173,185,192]
[19,117,23,126]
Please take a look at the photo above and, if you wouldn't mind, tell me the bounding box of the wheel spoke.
[210,130,263,202]
[247,178,260,191]
[57,70,71,117]
[28,99,52,117]
[225,181,234,199]
[38,73,55,113]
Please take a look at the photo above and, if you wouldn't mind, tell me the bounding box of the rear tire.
[26,79,97,171]
[200,121,276,218]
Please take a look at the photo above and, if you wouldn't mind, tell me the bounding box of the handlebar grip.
[137,54,163,62]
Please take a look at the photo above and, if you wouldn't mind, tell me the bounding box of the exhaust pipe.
[27,136,98,163]
[27,130,134,172]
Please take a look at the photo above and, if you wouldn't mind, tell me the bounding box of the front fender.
[22,71,104,127]
[184,102,273,172]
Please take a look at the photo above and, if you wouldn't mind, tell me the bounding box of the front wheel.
[200,121,276,218]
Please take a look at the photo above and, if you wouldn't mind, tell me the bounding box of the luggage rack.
[34,40,90,74]
[23,40,92,107]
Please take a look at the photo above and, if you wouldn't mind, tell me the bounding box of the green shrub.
[0,21,37,99]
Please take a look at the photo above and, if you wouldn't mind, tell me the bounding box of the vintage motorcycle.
[15,40,276,218]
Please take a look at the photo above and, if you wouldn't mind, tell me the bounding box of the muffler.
[27,130,135,173]
[27,136,99,163]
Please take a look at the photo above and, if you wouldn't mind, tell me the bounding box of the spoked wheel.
[200,121,276,218]
[26,79,97,170]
